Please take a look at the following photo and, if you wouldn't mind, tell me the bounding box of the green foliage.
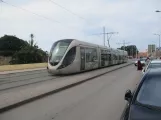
[0,35,28,51]
[0,51,15,56]
[119,45,138,57]
[0,34,47,64]
[0,35,28,56]
[10,46,47,64]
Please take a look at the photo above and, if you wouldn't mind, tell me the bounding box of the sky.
[0,0,161,52]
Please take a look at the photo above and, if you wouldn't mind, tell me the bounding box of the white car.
[142,60,161,74]
[134,58,146,66]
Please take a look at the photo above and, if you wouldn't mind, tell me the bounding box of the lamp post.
[154,34,161,49]
[156,10,161,12]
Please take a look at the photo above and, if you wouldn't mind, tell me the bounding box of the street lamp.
[154,33,161,49]
[156,10,161,12]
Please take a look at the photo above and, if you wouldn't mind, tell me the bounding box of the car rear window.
[136,75,161,108]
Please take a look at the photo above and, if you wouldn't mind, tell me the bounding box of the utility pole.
[136,48,137,59]
[154,33,161,49]
[102,27,118,47]
[103,27,105,46]
[92,28,118,47]
[106,32,118,48]
[132,47,133,57]
[117,40,130,61]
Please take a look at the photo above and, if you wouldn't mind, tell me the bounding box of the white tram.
[47,39,128,75]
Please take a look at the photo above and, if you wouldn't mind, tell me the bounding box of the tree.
[10,34,48,64]
[0,34,48,64]
[28,34,37,48]
[120,45,138,57]
[10,46,48,64]
[0,35,28,56]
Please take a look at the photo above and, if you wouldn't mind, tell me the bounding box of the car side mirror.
[125,90,132,102]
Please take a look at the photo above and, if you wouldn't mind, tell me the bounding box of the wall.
[0,56,12,65]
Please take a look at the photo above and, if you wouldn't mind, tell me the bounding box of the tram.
[47,39,128,75]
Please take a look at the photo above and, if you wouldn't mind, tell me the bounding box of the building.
[148,44,156,57]
[138,52,148,58]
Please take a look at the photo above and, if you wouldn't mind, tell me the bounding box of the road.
[0,65,141,120]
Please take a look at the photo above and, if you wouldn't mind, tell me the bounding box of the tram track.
[0,76,60,92]
[0,69,59,92]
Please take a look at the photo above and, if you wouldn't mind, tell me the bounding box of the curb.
[0,63,132,113]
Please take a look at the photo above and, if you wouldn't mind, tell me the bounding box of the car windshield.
[147,63,161,69]
[136,75,161,108]
[140,58,146,61]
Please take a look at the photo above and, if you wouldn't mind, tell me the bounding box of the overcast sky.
[0,0,161,52]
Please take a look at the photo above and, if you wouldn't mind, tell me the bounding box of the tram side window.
[86,48,97,62]
[115,54,118,60]
[107,54,110,61]
[119,55,121,60]
[113,54,115,60]
[111,54,114,60]
[101,50,107,61]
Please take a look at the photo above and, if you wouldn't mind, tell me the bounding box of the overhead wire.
[47,0,101,38]
[1,0,73,29]
[0,0,3,13]
[47,0,91,24]
[2,0,102,40]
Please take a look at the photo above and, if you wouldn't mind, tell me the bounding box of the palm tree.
[28,34,37,48]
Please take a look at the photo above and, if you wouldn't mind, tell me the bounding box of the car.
[142,60,161,74]
[121,68,161,120]
[134,58,146,66]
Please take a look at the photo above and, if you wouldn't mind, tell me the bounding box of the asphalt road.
[0,65,141,120]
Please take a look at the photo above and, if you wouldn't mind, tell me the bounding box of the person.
[146,57,150,64]
[137,60,143,70]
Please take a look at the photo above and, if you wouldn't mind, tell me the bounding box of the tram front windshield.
[49,40,73,66]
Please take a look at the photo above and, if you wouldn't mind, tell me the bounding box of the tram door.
[80,47,85,70]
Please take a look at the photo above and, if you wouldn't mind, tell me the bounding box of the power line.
[1,1,67,26]
[47,0,91,24]
[0,0,3,13]
[91,27,118,47]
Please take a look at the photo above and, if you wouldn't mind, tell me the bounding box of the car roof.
[150,60,161,64]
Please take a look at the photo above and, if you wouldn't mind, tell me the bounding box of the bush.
[0,34,48,64]
[0,35,28,56]
[10,46,48,64]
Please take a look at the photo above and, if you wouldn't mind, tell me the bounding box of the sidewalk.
[0,62,132,113]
